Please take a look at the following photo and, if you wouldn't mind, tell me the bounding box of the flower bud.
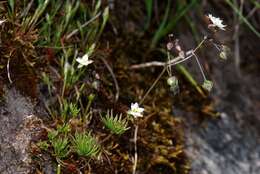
[202,80,213,92]
[167,76,179,95]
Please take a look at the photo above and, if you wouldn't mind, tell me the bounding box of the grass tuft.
[72,132,100,158]
[101,110,130,135]
[51,137,70,159]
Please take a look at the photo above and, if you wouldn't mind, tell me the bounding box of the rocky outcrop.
[0,88,42,174]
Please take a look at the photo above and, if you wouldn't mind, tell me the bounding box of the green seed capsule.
[167,76,179,95]
[202,80,213,92]
[167,76,178,87]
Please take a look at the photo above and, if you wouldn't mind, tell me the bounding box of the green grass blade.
[226,0,260,38]
[151,0,171,48]
[144,0,153,30]
[151,0,197,48]
[176,64,206,97]
[8,0,15,13]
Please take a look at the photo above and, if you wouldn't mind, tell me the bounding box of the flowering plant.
[76,54,93,68]
[207,14,226,31]
[127,103,144,118]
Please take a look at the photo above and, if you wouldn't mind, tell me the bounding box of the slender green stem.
[56,164,61,174]
[132,125,139,174]
[194,37,207,52]
[140,66,167,105]
[192,52,207,81]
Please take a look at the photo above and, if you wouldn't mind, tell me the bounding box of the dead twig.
[7,58,13,84]
[130,53,191,69]
[130,47,201,69]
[130,61,165,69]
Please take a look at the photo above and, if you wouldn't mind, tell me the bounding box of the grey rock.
[0,88,42,174]
[176,30,260,174]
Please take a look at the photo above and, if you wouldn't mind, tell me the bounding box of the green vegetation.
[101,110,130,135]
[72,132,100,158]
[150,0,199,48]
[52,136,70,159]
[2,0,111,168]
[1,0,259,173]
[226,0,260,38]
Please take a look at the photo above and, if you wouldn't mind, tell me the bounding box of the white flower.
[76,54,93,68]
[127,102,144,118]
[0,19,6,25]
[208,14,226,31]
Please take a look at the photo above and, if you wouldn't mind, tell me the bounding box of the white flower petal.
[0,19,6,25]
[77,64,84,68]
[127,102,144,118]
[131,103,139,109]
[82,54,89,60]
[76,53,93,68]
[208,14,226,31]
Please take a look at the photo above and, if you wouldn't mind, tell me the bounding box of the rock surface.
[0,88,42,174]
[176,31,260,174]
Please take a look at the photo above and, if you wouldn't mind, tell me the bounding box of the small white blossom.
[127,102,144,118]
[76,54,93,68]
[0,19,6,25]
[208,14,226,31]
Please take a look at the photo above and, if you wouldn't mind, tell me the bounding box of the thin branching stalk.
[192,52,207,81]
[139,37,207,104]
[140,66,166,105]
[132,125,139,174]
